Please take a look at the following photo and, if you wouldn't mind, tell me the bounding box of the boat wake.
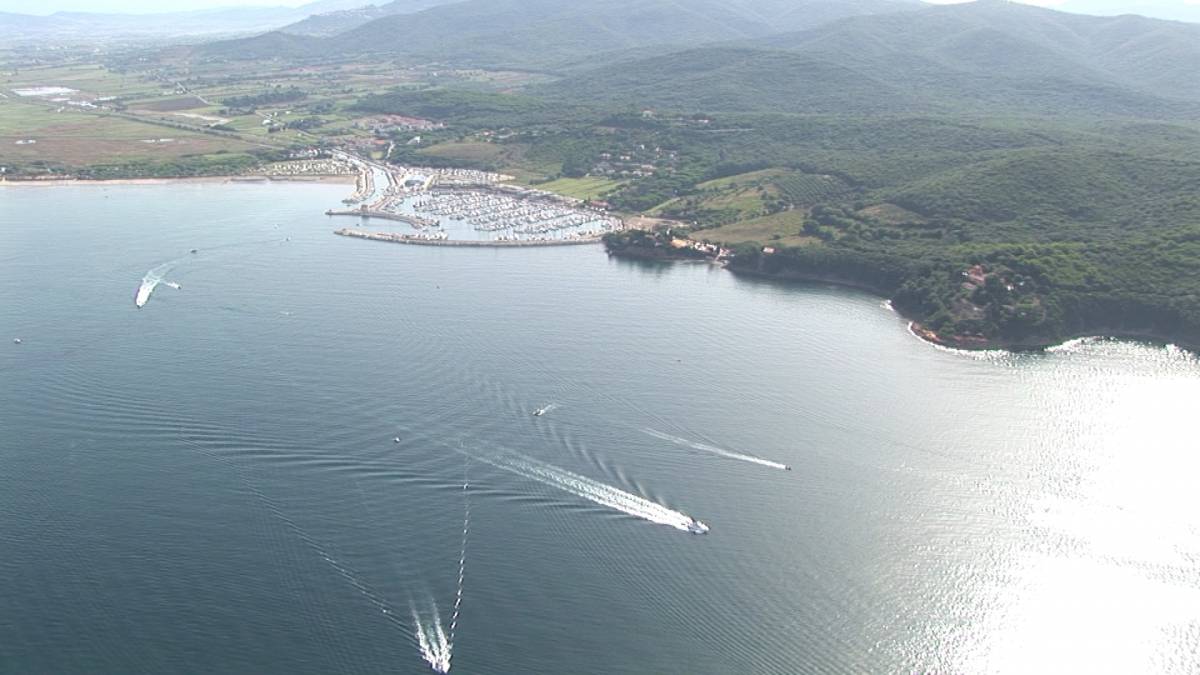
[134,260,182,308]
[412,460,470,673]
[182,437,403,624]
[643,429,790,471]
[411,601,452,673]
[133,237,285,309]
[482,452,706,534]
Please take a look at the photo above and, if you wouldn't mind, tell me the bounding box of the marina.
[329,152,624,246]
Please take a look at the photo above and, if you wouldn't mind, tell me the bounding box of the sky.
[2,0,1199,21]
[0,0,311,13]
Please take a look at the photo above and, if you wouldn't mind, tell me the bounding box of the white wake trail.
[483,453,702,533]
[449,462,469,644]
[135,258,186,308]
[643,429,790,471]
[135,264,168,308]
[412,459,471,673]
[411,603,451,674]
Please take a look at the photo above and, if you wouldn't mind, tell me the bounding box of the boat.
[686,520,710,535]
[134,283,152,309]
[12,338,21,344]
[190,248,198,254]
[532,407,547,416]
[393,437,401,443]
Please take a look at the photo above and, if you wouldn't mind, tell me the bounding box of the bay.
[1,183,1198,674]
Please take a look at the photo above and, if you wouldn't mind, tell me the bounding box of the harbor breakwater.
[334,228,601,247]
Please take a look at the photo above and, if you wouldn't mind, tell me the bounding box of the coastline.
[631,250,1199,354]
[335,228,602,247]
[0,175,356,187]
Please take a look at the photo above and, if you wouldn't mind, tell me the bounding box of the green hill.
[193,0,916,69]
[279,0,461,37]
[544,2,1200,118]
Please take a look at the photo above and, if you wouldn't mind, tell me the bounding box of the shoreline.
[649,252,1199,354]
[335,228,602,247]
[0,175,356,187]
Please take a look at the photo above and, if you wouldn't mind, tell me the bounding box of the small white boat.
[393,437,402,444]
[12,338,21,344]
[134,282,153,309]
[532,407,547,416]
[686,520,710,535]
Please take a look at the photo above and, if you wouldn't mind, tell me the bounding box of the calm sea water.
[2,183,1198,674]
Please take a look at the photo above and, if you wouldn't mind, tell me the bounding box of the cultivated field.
[0,99,254,167]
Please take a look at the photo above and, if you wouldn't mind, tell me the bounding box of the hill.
[0,0,370,42]
[193,0,916,68]
[760,1,1200,104]
[280,0,463,37]
[545,1,1200,118]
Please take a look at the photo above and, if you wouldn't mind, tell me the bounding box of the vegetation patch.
[689,211,816,248]
[535,176,625,200]
[127,96,208,112]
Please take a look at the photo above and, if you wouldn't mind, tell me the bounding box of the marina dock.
[334,228,601,247]
[325,208,440,228]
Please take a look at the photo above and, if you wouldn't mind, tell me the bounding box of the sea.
[2,183,1198,674]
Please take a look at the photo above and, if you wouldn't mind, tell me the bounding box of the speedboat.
[393,437,401,443]
[12,338,21,344]
[686,520,710,535]
[134,283,152,309]
[532,407,546,416]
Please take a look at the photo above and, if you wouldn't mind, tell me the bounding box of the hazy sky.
[0,0,311,12]
[2,0,1199,20]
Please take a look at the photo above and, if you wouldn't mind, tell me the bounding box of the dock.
[325,208,440,229]
[334,228,601,247]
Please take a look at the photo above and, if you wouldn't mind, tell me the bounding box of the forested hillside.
[193,0,917,68]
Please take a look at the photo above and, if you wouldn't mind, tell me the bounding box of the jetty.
[334,228,601,247]
[325,208,440,229]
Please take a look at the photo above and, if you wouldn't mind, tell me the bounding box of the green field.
[3,64,159,99]
[696,168,792,190]
[535,176,625,200]
[0,99,255,168]
[689,210,816,247]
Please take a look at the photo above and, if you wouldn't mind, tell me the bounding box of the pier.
[325,208,440,228]
[334,228,601,247]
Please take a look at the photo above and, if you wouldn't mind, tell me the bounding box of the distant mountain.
[759,1,1200,103]
[0,0,372,42]
[1047,0,1200,24]
[194,0,918,68]
[280,0,463,37]
[543,1,1200,118]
